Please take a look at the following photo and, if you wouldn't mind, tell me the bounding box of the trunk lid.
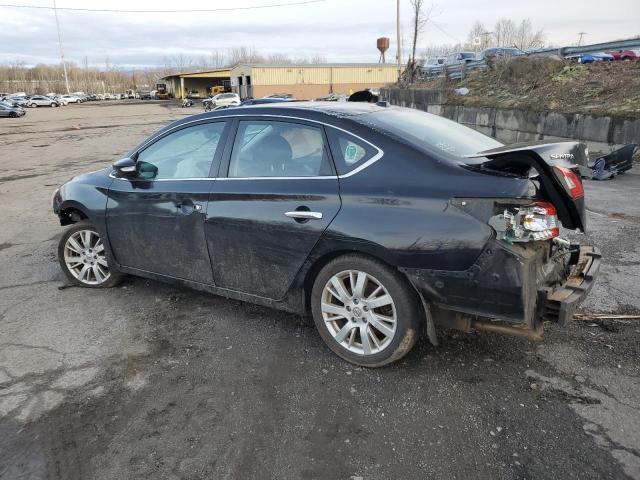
[465,141,588,231]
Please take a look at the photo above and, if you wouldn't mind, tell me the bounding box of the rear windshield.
[363,108,502,158]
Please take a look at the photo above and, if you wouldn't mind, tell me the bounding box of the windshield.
[363,108,503,158]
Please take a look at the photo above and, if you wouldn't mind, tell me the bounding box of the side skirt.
[116,265,304,315]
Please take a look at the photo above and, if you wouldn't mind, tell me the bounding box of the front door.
[106,120,228,284]
[205,118,341,299]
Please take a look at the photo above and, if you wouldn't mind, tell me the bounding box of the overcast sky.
[1,0,638,68]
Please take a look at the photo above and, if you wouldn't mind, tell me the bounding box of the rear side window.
[326,128,378,175]
[228,120,332,177]
[363,108,502,158]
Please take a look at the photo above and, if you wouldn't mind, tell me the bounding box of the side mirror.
[113,157,137,178]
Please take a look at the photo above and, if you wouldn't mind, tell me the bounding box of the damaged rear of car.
[359,108,601,343]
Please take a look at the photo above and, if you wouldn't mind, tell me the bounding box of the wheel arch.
[300,241,412,314]
[57,200,90,226]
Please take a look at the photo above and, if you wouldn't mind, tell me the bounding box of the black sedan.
[52,103,600,366]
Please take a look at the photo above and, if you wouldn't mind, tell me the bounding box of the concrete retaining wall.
[381,88,640,154]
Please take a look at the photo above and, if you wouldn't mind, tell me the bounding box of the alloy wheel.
[63,229,111,285]
[320,270,397,356]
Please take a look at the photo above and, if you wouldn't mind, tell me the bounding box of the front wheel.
[311,254,421,367]
[58,222,123,288]
[9,112,17,118]
[29,103,37,108]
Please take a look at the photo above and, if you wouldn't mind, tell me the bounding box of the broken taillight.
[489,201,559,243]
[554,166,584,198]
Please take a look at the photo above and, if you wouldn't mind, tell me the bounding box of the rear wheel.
[50,102,56,107]
[29,103,37,108]
[9,112,17,118]
[311,254,421,367]
[58,222,123,288]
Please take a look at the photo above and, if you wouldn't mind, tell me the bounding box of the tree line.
[0,47,328,95]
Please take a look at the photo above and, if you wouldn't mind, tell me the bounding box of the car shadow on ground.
[1,275,635,480]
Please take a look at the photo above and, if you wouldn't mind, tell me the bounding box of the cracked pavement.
[0,102,639,479]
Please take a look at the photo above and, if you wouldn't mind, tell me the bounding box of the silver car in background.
[0,103,26,118]
[26,95,60,107]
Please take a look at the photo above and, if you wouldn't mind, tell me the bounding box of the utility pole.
[577,32,587,46]
[53,0,70,94]
[480,31,494,49]
[396,0,401,81]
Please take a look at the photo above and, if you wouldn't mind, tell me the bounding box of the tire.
[9,112,17,118]
[58,221,124,288]
[50,102,56,107]
[29,103,37,108]
[311,254,421,367]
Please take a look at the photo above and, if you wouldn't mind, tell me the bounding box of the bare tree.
[409,0,437,63]
[494,19,516,48]
[463,18,545,51]
[309,53,327,64]
[465,20,487,50]
[229,46,264,65]
[514,19,545,49]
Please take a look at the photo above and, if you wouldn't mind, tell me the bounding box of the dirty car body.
[52,103,601,365]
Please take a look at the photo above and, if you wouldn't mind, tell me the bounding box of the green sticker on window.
[345,144,358,161]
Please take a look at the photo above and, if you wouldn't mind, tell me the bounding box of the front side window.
[228,120,331,177]
[136,122,225,180]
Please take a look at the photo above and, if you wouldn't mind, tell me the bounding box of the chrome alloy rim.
[63,230,110,285]
[321,270,397,355]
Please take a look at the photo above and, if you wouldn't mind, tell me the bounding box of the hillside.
[417,57,640,119]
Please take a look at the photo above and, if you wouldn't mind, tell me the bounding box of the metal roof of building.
[235,63,398,68]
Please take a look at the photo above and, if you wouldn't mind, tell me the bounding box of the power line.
[52,0,70,93]
[428,20,462,44]
[0,0,326,13]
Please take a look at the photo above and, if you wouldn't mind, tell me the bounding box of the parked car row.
[575,50,638,63]
[421,46,638,78]
[0,91,144,110]
[420,47,524,78]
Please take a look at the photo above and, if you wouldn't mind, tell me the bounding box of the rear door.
[106,120,229,284]
[205,117,341,299]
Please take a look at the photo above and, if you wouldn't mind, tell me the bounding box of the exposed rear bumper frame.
[541,246,602,326]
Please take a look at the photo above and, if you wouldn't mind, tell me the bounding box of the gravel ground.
[0,101,639,480]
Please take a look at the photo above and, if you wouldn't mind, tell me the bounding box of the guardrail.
[418,37,640,82]
[529,37,640,58]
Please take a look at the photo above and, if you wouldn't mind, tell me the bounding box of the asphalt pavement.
[0,101,638,480]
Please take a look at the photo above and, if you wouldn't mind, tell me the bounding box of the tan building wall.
[230,64,400,99]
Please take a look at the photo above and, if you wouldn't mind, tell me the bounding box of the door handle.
[176,201,203,214]
[284,211,323,220]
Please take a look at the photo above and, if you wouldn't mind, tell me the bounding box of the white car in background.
[207,92,241,108]
[60,94,82,104]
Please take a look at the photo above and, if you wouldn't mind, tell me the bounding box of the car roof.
[180,101,387,123]
[143,102,390,146]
